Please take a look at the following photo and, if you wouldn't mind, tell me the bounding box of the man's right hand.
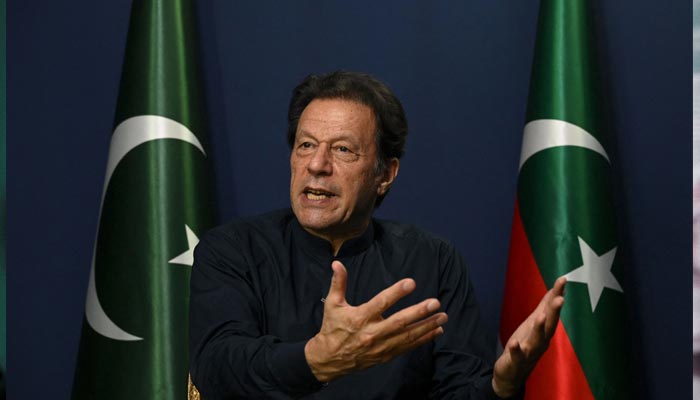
[304,260,448,382]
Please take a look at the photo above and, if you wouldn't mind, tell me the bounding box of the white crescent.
[519,119,610,170]
[85,115,206,341]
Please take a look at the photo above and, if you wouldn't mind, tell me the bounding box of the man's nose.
[307,144,333,175]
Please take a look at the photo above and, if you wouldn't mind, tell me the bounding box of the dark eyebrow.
[296,129,362,146]
[295,130,317,141]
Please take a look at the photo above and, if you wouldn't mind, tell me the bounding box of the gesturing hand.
[492,276,567,398]
[304,260,448,382]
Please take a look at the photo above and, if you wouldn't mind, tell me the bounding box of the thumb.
[506,338,524,365]
[326,260,348,305]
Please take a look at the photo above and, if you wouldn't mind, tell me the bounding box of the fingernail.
[402,280,413,291]
[437,314,448,324]
[426,300,439,312]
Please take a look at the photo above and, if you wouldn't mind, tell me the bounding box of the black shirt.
[190,209,502,399]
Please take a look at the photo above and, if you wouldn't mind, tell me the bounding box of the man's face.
[290,98,393,242]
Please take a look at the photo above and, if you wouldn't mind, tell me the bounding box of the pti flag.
[72,0,214,398]
[499,0,630,399]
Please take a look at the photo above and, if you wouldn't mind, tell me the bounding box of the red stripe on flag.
[500,201,594,400]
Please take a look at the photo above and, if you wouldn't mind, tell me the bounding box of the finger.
[542,278,566,335]
[536,276,567,314]
[543,295,565,336]
[524,312,547,354]
[382,312,448,349]
[393,325,445,355]
[361,278,416,316]
[325,260,348,305]
[375,298,442,334]
[552,276,567,296]
[542,277,566,305]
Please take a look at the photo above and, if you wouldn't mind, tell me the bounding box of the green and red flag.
[499,0,629,398]
[72,0,214,398]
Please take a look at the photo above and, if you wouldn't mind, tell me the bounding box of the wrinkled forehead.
[297,98,378,145]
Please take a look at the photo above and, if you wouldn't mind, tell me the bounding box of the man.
[189,71,565,399]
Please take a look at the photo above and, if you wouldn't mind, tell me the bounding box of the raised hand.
[304,260,448,382]
[492,276,567,398]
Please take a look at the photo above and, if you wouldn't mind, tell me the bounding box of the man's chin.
[296,215,336,234]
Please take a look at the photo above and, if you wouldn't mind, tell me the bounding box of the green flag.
[499,0,630,398]
[72,0,214,398]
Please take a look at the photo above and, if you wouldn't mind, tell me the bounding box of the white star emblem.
[563,237,623,312]
[168,224,200,267]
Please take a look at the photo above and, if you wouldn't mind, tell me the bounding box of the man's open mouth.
[304,188,335,200]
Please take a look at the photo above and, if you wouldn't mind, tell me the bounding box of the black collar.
[290,217,375,259]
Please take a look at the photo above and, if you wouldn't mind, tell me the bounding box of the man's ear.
[377,158,400,196]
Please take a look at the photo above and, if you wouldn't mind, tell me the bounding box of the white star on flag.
[168,224,200,267]
[563,236,623,312]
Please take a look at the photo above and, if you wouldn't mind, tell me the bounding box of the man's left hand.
[491,276,567,398]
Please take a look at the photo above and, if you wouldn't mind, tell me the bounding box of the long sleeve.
[429,242,521,400]
[189,227,322,399]
[189,212,523,399]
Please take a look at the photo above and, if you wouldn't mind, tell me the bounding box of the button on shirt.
[189,209,502,399]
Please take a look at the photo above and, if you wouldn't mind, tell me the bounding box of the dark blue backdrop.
[8,1,690,398]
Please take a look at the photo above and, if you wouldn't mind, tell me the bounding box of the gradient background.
[8,1,689,398]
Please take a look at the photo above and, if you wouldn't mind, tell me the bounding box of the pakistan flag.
[72,0,215,398]
[499,0,630,399]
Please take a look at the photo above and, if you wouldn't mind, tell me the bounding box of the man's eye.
[299,142,313,149]
[333,146,360,161]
